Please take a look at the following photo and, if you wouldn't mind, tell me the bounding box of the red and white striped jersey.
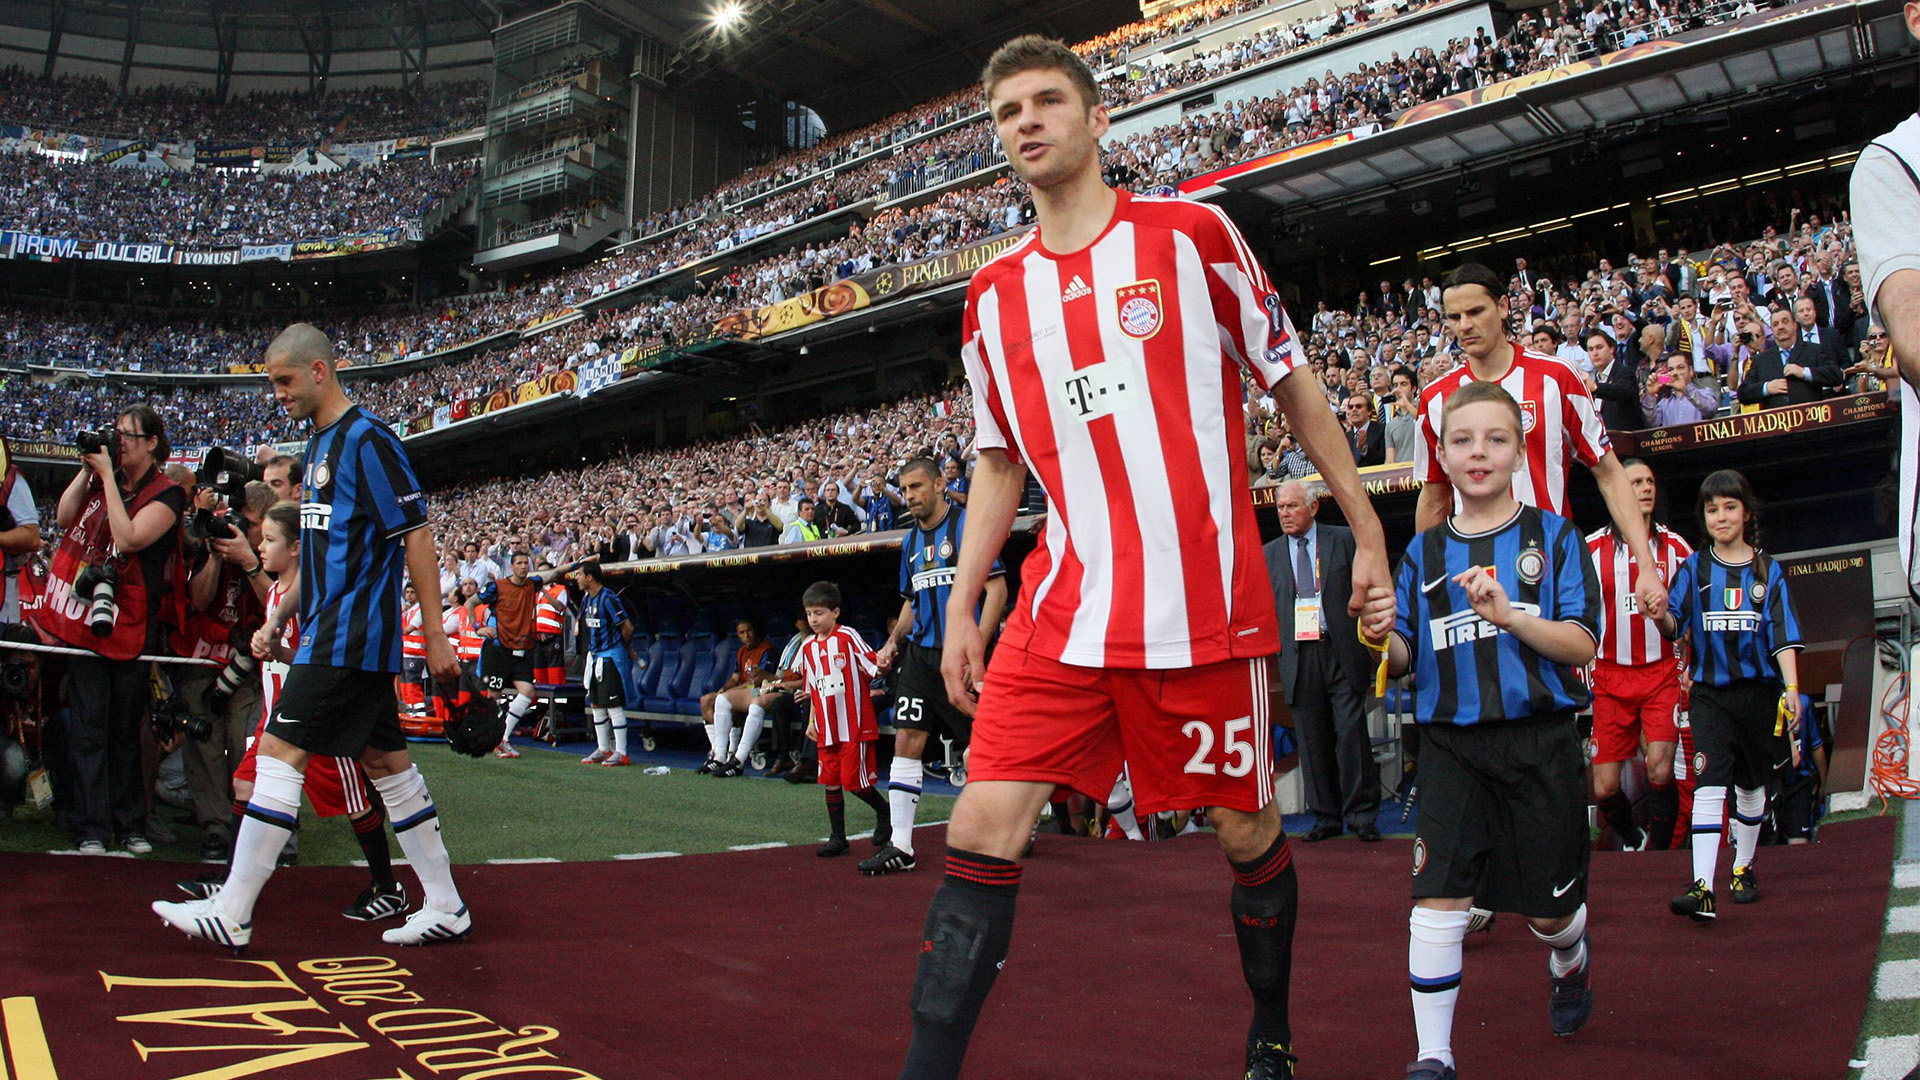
[800,625,879,746]
[259,579,300,725]
[1586,523,1693,666]
[960,189,1302,669]
[1414,343,1612,518]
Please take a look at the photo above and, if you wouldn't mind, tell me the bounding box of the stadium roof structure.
[622,0,1141,131]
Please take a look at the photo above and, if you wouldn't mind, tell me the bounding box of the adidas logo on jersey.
[1061,275,1092,302]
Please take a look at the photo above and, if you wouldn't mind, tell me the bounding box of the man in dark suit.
[1585,328,1645,431]
[1739,307,1846,409]
[1792,296,1847,368]
[1263,482,1380,842]
[1341,395,1385,467]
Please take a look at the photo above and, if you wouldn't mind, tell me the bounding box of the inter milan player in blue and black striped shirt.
[1385,381,1602,1080]
[574,561,636,765]
[865,458,1005,876]
[1656,469,1803,922]
[154,323,473,952]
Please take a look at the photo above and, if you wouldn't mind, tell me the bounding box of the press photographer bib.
[20,468,181,660]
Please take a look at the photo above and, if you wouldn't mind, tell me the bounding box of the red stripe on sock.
[1232,839,1294,888]
[352,809,385,834]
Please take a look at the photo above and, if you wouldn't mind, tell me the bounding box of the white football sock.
[1107,773,1143,840]
[1530,903,1588,977]
[374,767,462,914]
[712,695,735,761]
[733,703,765,765]
[1731,786,1766,870]
[1691,785,1727,887]
[887,756,923,855]
[1409,907,1469,1069]
[590,708,611,752]
[610,708,628,756]
[216,754,304,924]
[507,693,534,722]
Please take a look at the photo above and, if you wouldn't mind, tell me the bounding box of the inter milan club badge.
[311,462,331,490]
[938,539,953,560]
[1411,837,1428,876]
[1751,581,1766,603]
[1115,279,1163,340]
[1515,546,1546,586]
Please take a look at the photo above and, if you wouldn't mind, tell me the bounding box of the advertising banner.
[712,228,1030,342]
[242,243,293,263]
[171,249,239,266]
[290,229,408,261]
[1612,394,1896,457]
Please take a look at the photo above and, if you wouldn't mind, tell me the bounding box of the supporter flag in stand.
[577,353,622,398]
[433,404,452,429]
[451,398,470,422]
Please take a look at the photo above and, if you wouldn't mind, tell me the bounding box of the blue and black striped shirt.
[295,405,426,673]
[583,587,631,656]
[1392,505,1600,727]
[899,507,1002,649]
[1665,550,1800,688]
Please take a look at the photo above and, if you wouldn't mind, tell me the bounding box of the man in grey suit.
[1263,481,1381,842]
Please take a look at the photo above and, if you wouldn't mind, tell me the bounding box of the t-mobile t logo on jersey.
[301,502,332,532]
[1059,361,1141,421]
[1061,274,1092,302]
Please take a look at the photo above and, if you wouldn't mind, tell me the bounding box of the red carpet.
[0,817,1890,1079]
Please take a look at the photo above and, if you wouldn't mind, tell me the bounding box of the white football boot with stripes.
[152,898,250,954]
[382,904,472,945]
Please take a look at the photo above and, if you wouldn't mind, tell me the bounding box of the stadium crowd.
[0,152,476,247]
[0,68,488,143]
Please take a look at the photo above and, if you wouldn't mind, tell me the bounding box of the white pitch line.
[353,859,411,867]
[615,851,682,860]
[47,849,135,858]
[1862,1035,1920,1080]
[487,857,561,864]
[1888,905,1920,934]
[1875,959,1920,1000]
[1897,864,1920,890]
[729,842,788,851]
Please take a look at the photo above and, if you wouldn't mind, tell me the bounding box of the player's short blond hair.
[982,35,1100,111]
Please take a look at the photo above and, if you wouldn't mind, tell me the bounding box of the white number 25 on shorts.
[1182,716,1256,777]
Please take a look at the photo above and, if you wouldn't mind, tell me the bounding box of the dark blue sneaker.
[1405,1058,1456,1080]
[1549,931,1593,1036]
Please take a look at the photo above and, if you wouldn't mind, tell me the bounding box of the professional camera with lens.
[187,446,260,542]
[203,624,261,714]
[71,562,120,636]
[149,693,212,743]
[73,429,120,459]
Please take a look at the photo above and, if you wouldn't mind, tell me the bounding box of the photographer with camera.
[1641,353,1720,426]
[0,436,41,627]
[172,471,274,862]
[45,405,186,855]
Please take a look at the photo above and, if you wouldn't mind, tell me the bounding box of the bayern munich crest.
[1115,279,1163,340]
[1518,399,1539,434]
[1515,546,1545,585]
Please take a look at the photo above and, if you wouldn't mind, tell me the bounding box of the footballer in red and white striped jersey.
[1413,340,1611,518]
[260,578,300,724]
[1587,522,1693,666]
[960,188,1305,670]
[238,578,370,819]
[801,624,879,746]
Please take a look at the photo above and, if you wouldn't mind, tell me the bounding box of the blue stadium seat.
[674,644,719,715]
[636,634,679,703]
[646,639,700,714]
[707,636,739,691]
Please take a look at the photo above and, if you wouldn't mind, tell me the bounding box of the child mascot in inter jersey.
[1654,469,1803,920]
[1385,381,1604,1080]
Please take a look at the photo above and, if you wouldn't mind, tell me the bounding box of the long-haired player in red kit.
[894,36,1396,1080]
[173,500,406,922]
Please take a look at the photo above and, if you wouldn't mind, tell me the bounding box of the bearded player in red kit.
[893,35,1396,1080]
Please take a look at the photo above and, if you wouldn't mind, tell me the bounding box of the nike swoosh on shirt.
[1552,878,1579,897]
[1422,575,1449,594]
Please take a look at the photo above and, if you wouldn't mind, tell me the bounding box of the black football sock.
[352,806,397,891]
[899,849,1022,1080]
[825,789,846,840]
[1644,782,1678,851]
[1230,832,1298,1050]
[1596,791,1643,847]
[853,786,889,837]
